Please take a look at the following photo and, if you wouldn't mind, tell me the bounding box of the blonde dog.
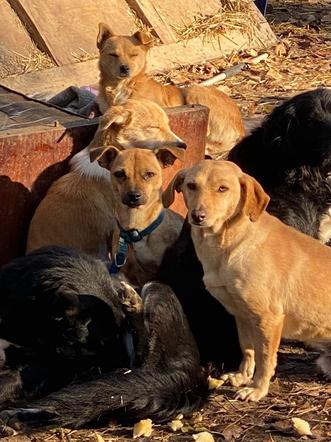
[163,159,331,402]
[27,99,185,257]
[100,146,185,285]
[97,23,245,158]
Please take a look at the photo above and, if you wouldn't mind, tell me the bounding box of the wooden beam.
[126,0,177,44]
[7,0,138,66]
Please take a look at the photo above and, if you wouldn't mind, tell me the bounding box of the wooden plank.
[8,0,138,66]
[140,0,222,30]
[0,104,207,266]
[126,0,177,44]
[0,0,35,77]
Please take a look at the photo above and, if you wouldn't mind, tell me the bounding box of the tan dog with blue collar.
[101,146,184,286]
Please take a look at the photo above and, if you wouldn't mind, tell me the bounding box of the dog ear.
[162,169,187,208]
[155,147,186,168]
[90,146,120,170]
[97,22,113,49]
[132,31,154,48]
[101,106,132,130]
[239,174,270,222]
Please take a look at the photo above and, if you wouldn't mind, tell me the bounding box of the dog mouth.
[122,201,144,209]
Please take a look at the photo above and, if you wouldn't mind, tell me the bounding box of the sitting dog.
[26,98,185,257]
[164,159,331,402]
[0,280,208,429]
[228,88,331,243]
[96,24,245,157]
[98,146,185,285]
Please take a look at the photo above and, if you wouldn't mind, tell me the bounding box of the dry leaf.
[169,419,184,432]
[93,434,106,442]
[133,418,153,438]
[291,417,312,436]
[275,42,288,57]
[208,375,224,390]
[193,431,215,442]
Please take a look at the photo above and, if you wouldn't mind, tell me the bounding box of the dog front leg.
[236,313,284,402]
[221,316,255,387]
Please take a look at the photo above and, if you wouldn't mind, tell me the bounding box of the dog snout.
[119,64,130,77]
[123,190,143,207]
[191,208,207,225]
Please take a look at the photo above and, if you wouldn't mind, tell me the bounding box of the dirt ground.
[1,1,331,441]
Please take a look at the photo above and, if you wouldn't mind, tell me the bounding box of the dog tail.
[0,282,208,429]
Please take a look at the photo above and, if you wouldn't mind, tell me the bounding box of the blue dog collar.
[109,211,165,274]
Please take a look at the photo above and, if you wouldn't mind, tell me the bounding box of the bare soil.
[1,1,330,441]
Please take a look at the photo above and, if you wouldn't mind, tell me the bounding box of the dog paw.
[235,386,267,402]
[221,372,251,387]
[118,282,143,313]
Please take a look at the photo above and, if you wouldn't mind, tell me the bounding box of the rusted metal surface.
[0,100,207,266]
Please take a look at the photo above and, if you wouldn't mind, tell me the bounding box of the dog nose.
[127,191,141,202]
[176,140,187,149]
[119,64,130,76]
[191,209,207,224]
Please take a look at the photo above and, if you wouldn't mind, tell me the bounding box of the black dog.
[228,88,331,241]
[159,219,242,371]
[0,281,208,429]
[0,246,131,404]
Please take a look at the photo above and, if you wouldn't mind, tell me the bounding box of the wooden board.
[8,0,138,65]
[0,93,208,266]
[0,0,35,77]
[126,0,177,44]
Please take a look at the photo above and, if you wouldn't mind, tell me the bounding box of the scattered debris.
[291,417,313,437]
[192,431,215,442]
[133,418,153,438]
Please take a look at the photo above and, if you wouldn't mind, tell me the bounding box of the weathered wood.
[126,0,177,44]
[0,97,208,266]
[8,0,138,65]
[0,0,35,77]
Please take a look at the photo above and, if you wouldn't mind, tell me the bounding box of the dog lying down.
[164,159,331,402]
[26,98,185,257]
[0,247,207,428]
[96,24,245,157]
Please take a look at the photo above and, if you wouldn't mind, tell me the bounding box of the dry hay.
[0,46,54,79]
[172,0,257,44]
[154,0,331,120]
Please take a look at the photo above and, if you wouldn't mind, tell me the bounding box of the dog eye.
[187,182,197,190]
[109,53,119,58]
[131,52,139,57]
[144,171,155,179]
[114,170,126,179]
[218,185,228,192]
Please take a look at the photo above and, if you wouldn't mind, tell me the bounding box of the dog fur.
[164,159,331,402]
[26,99,185,257]
[96,24,245,157]
[158,218,242,370]
[99,146,185,285]
[0,246,135,405]
[228,88,331,243]
[0,281,208,429]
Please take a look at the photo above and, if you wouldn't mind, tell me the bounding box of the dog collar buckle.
[125,229,143,243]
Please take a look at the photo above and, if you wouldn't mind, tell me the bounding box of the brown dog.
[26,99,185,257]
[100,146,184,285]
[97,23,245,158]
[163,159,331,401]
